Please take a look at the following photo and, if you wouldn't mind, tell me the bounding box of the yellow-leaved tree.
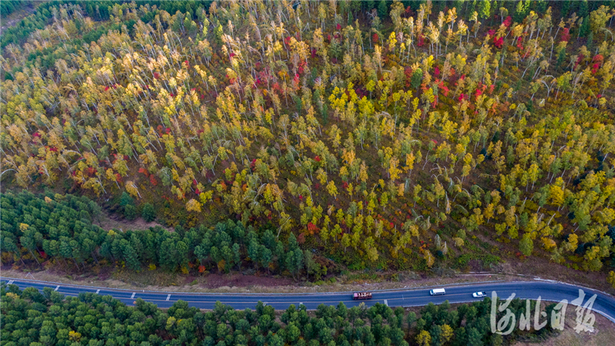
[416,330,432,346]
[126,181,141,199]
[607,271,615,289]
[424,249,435,268]
[327,180,338,200]
[548,178,565,209]
[186,199,202,212]
[441,324,454,343]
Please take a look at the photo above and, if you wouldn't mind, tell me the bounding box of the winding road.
[3,277,615,323]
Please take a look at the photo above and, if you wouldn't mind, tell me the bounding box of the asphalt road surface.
[2,277,615,323]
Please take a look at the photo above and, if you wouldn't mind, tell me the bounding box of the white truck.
[429,288,446,296]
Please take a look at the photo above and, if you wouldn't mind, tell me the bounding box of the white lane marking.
[8,280,14,285]
[166,294,171,301]
[384,299,389,306]
[55,285,60,291]
[96,289,100,294]
[131,292,136,299]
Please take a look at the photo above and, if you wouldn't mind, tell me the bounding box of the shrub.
[124,205,137,220]
[142,203,156,222]
[120,191,134,207]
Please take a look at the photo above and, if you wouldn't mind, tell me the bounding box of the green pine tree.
[377,0,389,19]
[142,203,156,222]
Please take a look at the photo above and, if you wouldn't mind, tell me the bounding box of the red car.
[353,292,372,300]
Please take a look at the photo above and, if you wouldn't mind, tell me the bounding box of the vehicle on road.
[353,292,372,300]
[429,288,446,296]
[472,292,486,298]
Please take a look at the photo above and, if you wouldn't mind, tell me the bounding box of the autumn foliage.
[1,0,615,283]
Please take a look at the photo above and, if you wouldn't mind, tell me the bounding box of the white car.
[472,292,486,298]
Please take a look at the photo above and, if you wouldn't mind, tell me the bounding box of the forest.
[1,0,615,287]
[0,0,33,18]
[1,282,561,346]
[1,191,328,279]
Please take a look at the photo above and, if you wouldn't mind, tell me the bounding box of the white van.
[429,288,446,296]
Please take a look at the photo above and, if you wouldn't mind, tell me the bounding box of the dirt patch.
[468,259,485,272]
[95,265,114,281]
[0,1,46,34]
[200,273,294,289]
[93,210,173,232]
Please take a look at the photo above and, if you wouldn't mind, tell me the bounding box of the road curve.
[3,277,615,323]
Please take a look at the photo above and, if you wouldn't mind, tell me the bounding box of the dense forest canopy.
[1,283,561,346]
[0,0,33,18]
[1,191,326,278]
[1,0,615,287]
